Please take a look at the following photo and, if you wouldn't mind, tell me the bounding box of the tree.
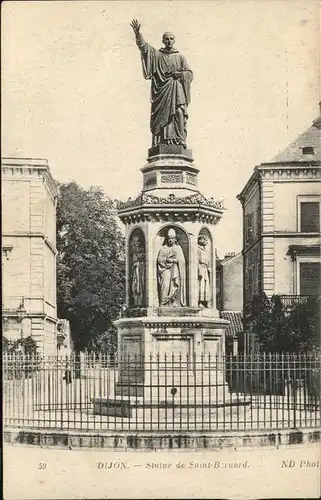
[290,296,320,353]
[2,335,38,354]
[86,328,118,359]
[249,294,320,353]
[56,182,126,351]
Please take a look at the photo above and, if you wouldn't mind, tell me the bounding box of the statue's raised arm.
[130,18,148,53]
[130,19,141,35]
[130,20,193,148]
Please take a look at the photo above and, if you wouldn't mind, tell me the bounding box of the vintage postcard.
[2,0,321,498]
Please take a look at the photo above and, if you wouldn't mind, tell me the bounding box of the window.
[300,201,320,232]
[245,267,253,302]
[256,205,261,236]
[302,146,315,155]
[245,213,253,244]
[299,262,321,295]
[245,245,260,303]
[252,265,257,296]
[256,262,260,295]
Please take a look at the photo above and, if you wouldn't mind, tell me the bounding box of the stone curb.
[3,427,320,451]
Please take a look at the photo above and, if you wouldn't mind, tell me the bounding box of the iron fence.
[3,352,320,432]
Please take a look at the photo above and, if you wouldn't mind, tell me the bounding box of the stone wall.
[2,158,58,353]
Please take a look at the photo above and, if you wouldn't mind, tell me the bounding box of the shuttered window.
[300,202,320,232]
[256,205,261,235]
[245,213,253,244]
[245,267,253,302]
[299,262,321,295]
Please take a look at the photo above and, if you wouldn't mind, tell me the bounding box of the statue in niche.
[198,233,211,308]
[130,19,193,148]
[130,233,146,307]
[157,228,186,307]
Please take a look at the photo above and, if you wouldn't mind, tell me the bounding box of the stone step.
[92,396,250,418]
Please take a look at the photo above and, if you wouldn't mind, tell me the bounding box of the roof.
[1,157,49,166]
[271,115,321,163]
[237,113,321,204]
[221,311,243,337]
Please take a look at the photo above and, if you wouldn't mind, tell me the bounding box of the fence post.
[293,353,297,429]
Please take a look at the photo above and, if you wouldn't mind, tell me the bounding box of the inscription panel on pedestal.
[203,339,219,356]
[121,338,142,358]
[119,334,143,383]
[153,337,191,357]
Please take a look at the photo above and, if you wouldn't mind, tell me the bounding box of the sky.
[2,0,320,256]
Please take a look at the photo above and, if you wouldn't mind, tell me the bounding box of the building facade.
[2,158,58,355]
[216,252,243,312]
[216,252,243,355]
[237,111,321,351]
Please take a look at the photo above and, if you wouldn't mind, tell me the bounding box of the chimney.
[224,251,236,260]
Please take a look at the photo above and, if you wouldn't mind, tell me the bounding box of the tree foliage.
[250,294,320,353]
[86,328,118,357]
[2,336,38,355]
[56,182,126,351]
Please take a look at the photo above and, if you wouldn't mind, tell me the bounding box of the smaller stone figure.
[157,228,186,307]
[198,234,211,308]
[130,234,146,307]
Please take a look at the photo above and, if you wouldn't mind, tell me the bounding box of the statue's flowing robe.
[198,245,211,303]
[157,243,186,306]
[136,33,193,146]
[131,250,145,306]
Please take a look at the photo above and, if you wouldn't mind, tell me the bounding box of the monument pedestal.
[95,147,248,424]
[111,313,232,406]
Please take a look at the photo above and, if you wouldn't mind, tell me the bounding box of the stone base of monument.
[113,382,232,402]
[92,395,251,420]
[94,314,251,424]
[114,370,231,401]
[147,144,193,159]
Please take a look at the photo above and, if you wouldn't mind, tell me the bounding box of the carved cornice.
[118,192,224,225]
[238,163,321,204]
[151,331,194,341]
[286,244,321,261]
[119,210,222,225]
[260,165,321,180]
[2,158,58,200]
[114,316,229,330]
[119,192,223,210]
